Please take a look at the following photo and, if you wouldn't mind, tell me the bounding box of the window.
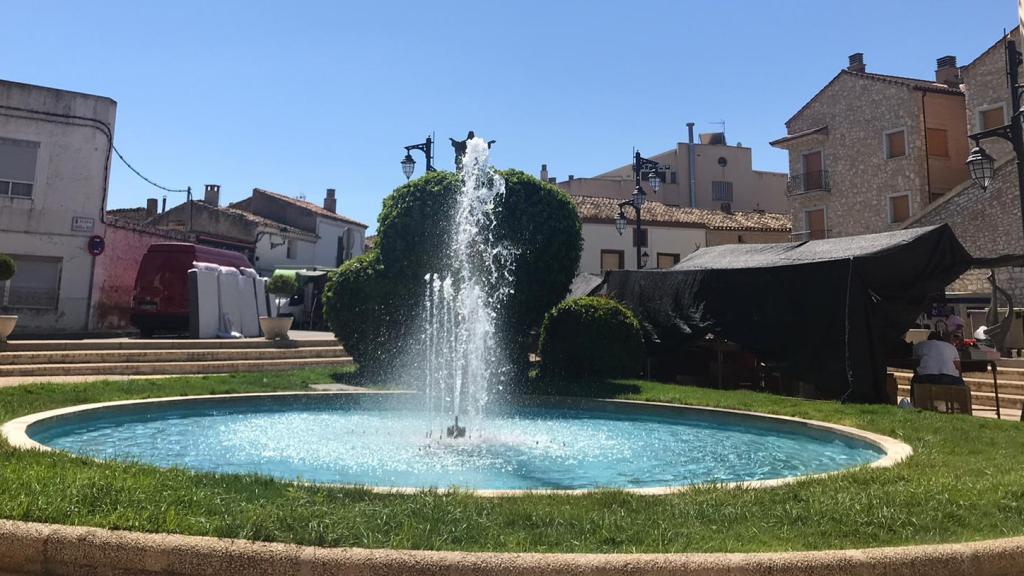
[670,171,677,184]
[632,227,648,247]
[979,104,1007,131]
[888,193,911,224]
[0,137,39,198]
[600,250,624,272]
[656,253,680,269]
[711,181,734,202]
[801,150,824,191]
[286,239,297,259]
[0,255,60,308]
[926,128,949,158]
[884,129,906,159]
[805,208,827,240]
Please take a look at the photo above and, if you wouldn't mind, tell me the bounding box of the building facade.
[770,53,969,240]
[148,185,319,277]
[571,195,791,274]
[0,80,116,334]
[231,187,367,272]
[553,129,788,213]
[903,30,1024,302]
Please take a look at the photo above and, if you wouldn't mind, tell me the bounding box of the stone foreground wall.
[2,519,1024,576]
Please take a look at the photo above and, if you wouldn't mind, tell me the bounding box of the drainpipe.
[921,91,932,204]
[687,122,697,207]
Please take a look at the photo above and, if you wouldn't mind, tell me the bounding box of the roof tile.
[570,195,791,232]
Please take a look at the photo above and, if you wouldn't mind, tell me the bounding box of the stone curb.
[1,519,1024,576]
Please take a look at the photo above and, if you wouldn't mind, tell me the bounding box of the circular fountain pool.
[11,392,899,494]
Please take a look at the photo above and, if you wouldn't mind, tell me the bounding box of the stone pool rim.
[0,390,912,496]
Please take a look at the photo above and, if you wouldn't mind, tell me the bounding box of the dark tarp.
[604,224,972,403]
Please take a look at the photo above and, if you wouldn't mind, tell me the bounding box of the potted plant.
[0,254,15,343]
[260,273,298,340]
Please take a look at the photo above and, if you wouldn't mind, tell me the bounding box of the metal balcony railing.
[786,170,830,196]
[791,229,832,241]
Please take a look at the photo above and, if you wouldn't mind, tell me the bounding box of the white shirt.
[913,340,960,376]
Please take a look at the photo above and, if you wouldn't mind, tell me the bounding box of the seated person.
[912,331,965,387]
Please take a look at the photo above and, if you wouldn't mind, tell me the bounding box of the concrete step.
[897,383,1023,411]
[0,346,348,367]
[0,337,340,353]
[0,356,353,378]
[891,369,1024,396]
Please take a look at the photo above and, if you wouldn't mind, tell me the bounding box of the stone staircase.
[890,358,1024,413]
[0,335,351,380]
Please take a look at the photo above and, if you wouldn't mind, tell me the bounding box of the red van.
[131,243,252,337]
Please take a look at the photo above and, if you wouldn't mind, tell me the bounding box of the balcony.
[786,170,830,196]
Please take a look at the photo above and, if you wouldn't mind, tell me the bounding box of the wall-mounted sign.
[71,216,95,233]
[87,235,105,256]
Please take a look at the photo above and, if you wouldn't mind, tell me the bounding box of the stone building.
[903,30,1024,302]
[0,80,117,334]
[571,195,791,274]
[553,127,788,213]
[149,185,319,277]
[231,187,367,272]
[770,53,969,240]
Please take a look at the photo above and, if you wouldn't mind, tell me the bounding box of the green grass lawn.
[1,368,1024,553]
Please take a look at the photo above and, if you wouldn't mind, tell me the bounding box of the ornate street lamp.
[615,209,628,234]
[966,145,996,190]
[648,170,661,193]
[401,153,416,180]
[614,150,667,269]
[401,135,435,180]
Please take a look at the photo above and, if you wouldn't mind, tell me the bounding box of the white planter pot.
[0,315,16,342]
[259,316,293,340]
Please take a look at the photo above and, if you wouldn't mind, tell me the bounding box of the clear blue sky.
[2,0,1017,232]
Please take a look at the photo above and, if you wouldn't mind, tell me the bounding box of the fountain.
[422,136,515,439]
[10,138,898,494]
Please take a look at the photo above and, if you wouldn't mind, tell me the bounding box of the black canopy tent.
[604,224,972,403]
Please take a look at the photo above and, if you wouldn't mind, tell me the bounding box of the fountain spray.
[423,136,516,439]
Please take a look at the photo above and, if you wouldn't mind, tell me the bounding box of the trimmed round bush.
[324,168,582,381]
[266,274,298,298]
[539,296,644,379]
[0,254,14,282]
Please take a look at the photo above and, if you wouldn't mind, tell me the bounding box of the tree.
[324,169,582,383]
[0,254,14,283]
[266,274,298,317]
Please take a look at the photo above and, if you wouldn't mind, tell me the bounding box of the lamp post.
[401,135,435,180]
[615,151,665,269]
[965,37,1024,245]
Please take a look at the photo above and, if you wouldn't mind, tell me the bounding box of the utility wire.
[112,144,189,193]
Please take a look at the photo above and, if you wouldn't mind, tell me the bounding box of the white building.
[0,80,116,333]
[553,128,789,213]
[571,196,792,274]
[232,187,367,272]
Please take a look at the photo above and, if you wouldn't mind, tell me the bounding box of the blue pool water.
[29,395,883,491]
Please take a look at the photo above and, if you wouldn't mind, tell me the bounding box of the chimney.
[161,195,167,213]
[145,198,158,218]
[847,52,866,73]
[548,177,557,184]
[203,184,220,207]
[568,174,574,181]
[540,164,548,182]
[935,55,960,87]
[324,188,337,213]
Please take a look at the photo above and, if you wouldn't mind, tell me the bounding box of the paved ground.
[0,374,195,388]
[6,330,336,343]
